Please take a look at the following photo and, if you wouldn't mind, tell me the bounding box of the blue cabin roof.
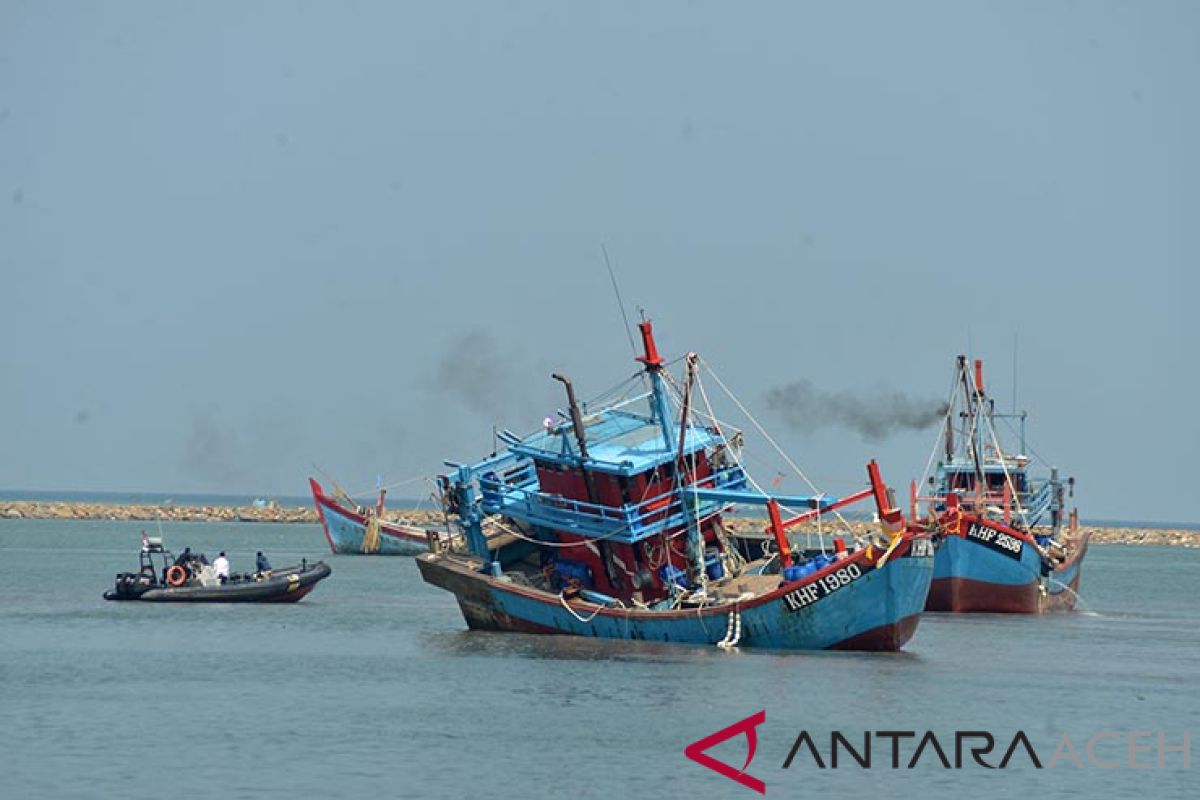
[510,409,724,477]
[941,461,1027,474]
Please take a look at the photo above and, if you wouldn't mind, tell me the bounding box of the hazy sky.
[2,2,1196,522]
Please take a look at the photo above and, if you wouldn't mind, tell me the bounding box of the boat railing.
[477,464,748,543]
[1021,481,1053,523]
[491,458,540,491]
[1024,480,1052,510]
[918,478,1054,527]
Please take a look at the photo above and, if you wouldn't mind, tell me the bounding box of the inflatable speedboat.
[104,536,331,603]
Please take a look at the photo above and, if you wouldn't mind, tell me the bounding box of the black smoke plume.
[435,329,519,420]
[182,411,252,487]
[766,380,948,442]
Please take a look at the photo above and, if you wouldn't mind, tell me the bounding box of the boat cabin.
[483,407,746,603]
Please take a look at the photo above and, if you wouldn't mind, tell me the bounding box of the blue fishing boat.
[417,321,935,651]
[309,477,438,556]
[911,356,1089,613]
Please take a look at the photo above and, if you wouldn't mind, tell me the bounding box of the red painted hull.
[926,577,1039,613]
[926,530,1089,613]
[830,613,922,651]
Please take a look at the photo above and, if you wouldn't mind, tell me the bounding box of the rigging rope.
[916,366,964,502]
[559,591,607,623]
[346,472,431,499]
[698,358,858,537]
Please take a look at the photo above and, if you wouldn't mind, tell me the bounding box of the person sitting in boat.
[173,547,193,567]
[214,551,231,584]
[255,551,271,575]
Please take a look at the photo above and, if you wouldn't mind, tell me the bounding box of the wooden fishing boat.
[417,320,935,651]
[309,477,439,555]
[910,356,1089,613]
[104,537,330,603]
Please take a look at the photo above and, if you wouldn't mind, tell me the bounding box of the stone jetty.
[0,500,1196,547]
[0,500,317,524]
[717,516,1199,548]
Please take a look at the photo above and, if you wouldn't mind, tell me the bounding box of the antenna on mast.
[1012,331,1018,415]
[600,243,638,358]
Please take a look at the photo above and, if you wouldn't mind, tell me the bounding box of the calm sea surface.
[1,519,1196,799]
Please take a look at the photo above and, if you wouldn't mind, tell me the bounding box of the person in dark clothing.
[173,547,192,567]
[256,551,271,574]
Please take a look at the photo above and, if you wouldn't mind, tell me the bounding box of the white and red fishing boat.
[309,477,442,556]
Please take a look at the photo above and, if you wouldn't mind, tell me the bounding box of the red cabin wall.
[536,452,728,603]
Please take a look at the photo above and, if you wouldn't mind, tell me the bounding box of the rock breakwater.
[1,501,1196,547]
[717,516,1199,548]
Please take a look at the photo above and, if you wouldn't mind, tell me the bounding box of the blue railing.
[477,464,749,543]
[1021,481,1053,525]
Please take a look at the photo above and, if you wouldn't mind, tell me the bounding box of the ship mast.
[957,355,985,489]
[636,320,707,584]
[676,353,706,582]
[635,319,676,451]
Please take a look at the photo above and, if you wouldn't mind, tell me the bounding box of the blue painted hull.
[927,530,1090,613]
[310,478,429,556]
[417,544,935,651]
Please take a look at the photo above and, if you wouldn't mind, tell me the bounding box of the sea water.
[0,519,1195,799]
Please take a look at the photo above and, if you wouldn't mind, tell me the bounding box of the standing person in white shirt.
[213,551,230,584]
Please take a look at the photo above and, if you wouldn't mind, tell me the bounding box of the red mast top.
[974,359,985,396]
[636,320,664,369]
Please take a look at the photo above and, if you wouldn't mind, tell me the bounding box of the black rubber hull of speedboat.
[104,562,332,602]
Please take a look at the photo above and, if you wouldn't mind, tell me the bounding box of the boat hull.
[925,530,1090,613]
[417,542,934,651]
[309,478,430,556]
[104,562,332,603]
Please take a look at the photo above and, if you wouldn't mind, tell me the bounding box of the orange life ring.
[166,565,188,587]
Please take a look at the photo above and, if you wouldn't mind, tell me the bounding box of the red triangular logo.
[684,710,767,794]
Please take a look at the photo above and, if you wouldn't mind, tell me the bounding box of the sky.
[1,1,1196,522]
